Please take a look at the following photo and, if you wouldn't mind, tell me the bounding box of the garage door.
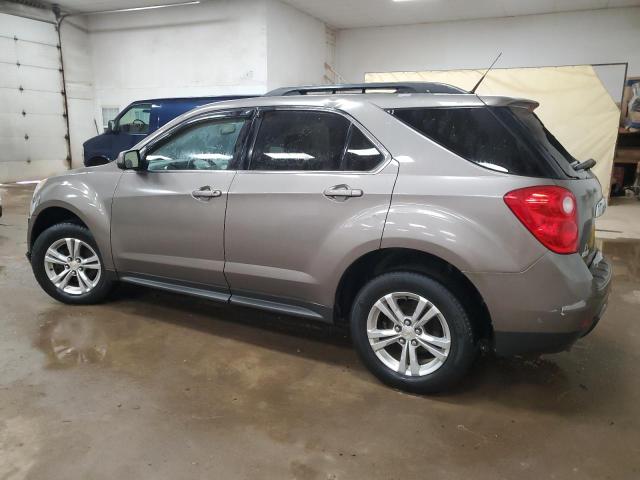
[0,13,69,183]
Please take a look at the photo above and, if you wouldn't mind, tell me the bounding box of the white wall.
[265,0,326,90]
[60,17,96,169]
[88,0,269,118]
[336,7,640,82]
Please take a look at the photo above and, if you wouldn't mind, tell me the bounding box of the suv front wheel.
[31,223,113,304]
[350,272,476,393]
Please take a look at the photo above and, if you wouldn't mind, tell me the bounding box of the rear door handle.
[323,185,364,198]
[192,186,222,200]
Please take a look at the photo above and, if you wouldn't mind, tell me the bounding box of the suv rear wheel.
[31,223,113,304]
[350,272,476,393]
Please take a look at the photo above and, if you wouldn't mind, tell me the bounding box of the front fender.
[29,165,122,270]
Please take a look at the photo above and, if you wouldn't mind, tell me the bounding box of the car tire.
[31,223,113,304]
[350,271,476,393]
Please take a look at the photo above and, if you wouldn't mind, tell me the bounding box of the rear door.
[224,108,398,317]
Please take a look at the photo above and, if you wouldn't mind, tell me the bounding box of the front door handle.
[323,185,364,198]
[192,186,222,200]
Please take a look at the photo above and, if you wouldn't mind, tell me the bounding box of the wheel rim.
[366,291,451,377]
[44,238,102,296]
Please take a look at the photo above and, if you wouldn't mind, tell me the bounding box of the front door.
[111,112,252,293]
[224,108,398,315]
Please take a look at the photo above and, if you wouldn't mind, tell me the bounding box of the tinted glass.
[250,111,350,171]
[146,118,247,171]
[118,104,151,134]
[392,107,550,177]
[343,127,384,171]
[497,107,576,171]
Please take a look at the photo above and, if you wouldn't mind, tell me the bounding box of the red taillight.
[504,186,578,254]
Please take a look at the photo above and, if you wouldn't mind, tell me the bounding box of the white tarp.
[366,65,620,197]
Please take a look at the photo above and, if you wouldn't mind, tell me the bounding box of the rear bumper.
[466,251,612,356]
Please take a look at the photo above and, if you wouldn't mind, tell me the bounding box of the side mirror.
[108,119,118,133]
[117,150,143,170]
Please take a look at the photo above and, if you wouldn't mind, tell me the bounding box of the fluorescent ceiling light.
[88,1,200,15]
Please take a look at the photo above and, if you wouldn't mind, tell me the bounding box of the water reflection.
[598,238,640,282]
[37,317,108,367]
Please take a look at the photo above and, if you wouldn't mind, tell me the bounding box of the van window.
[250,111,350,171]
[118,104,152,134]
[146,118,248,171]
[391,107,553,177]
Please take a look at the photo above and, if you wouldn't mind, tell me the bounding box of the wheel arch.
[334,247,493,343]
[29,205,90,250]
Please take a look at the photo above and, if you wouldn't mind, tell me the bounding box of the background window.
[392,107,548,177]
[146,118,247,171]
[343,127,384,171]
[101,106,119,132]
[117,104,152,134]
[250,110,350,171]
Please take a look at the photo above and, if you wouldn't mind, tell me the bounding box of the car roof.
[189,93,538,115]
[130,95,256,105]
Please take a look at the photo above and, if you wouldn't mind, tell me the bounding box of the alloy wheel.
[44,238,102,295]
[366,291,451,376]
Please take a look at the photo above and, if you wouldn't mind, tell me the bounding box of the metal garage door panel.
[0,13,58,44]
[0,14,67,183]
[0,135,23,160]
[16,41,60,69]
[0,158,68,183]
[24,114,67,137]
[22,90,64,115]
[0,36,17,63]
[0,89,22,113]
[0,89,63,115]
[17,65,62,92]
[27,136,67,163]
[0,112,24,137]
[0,62,18,88]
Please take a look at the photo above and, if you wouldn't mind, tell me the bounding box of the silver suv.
[27,83,612,393]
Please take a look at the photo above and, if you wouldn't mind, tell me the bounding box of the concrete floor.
[1,184,639,480]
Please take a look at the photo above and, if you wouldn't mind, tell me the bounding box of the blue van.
[83,96,254,167]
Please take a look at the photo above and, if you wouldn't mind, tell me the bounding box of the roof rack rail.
[265,82,467,97]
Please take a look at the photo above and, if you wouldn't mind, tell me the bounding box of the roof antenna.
[469,52,502,94]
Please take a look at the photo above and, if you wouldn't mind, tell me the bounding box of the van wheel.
[31,223,113,304]
[350,272,476,393]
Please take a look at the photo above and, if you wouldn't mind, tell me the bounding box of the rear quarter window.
[390,107,554,178]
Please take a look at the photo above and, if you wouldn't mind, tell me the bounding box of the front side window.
[392,107,552,177]
[250,110,350,171]
[146,117,248,171]
[117,104,151,134]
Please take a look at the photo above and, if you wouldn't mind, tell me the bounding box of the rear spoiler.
[479,96,539,111]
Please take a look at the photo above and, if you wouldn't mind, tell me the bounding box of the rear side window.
[495,107,577,173]
[250,111,350,171]
[392,107,551,177]
[343,127,384,171]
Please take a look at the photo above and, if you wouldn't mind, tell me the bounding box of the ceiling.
[40,0,640,27]
[283,0,640,28]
